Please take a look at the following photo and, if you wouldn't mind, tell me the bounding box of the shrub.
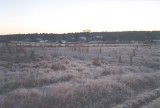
[92,58,101,66]
[51,63,66,71]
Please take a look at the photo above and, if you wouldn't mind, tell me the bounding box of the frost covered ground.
[0,43,160,108]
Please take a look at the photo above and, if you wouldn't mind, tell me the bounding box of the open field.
[0,43,160,108]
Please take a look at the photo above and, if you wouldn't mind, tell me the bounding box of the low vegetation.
[0,43,160,108]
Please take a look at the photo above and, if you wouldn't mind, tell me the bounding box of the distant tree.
[83,29,91,42]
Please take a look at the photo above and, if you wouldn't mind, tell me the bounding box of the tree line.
[0,31,160,43]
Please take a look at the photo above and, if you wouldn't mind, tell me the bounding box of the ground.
[0,43,160,108]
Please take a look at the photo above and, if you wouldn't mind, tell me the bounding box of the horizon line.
[1,30,160,36]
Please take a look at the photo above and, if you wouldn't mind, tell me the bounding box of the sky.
[0,0,160,34]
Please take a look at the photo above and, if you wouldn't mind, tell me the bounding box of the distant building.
[79,37,87,43]
[36,38,48,43]
[59,40,66,44]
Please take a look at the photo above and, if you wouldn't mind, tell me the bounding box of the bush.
[92,58,101,66]
[51,63,66,71]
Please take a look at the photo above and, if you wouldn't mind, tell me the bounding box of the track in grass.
[114,87,160,108]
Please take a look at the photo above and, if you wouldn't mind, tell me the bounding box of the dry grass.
[0,43,39,63]
[0,43,160,108]
[0,79,134,108]
[115,87,160,108]
[141,97,160,108]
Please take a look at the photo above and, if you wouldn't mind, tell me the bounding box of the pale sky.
[0,0,160,34]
